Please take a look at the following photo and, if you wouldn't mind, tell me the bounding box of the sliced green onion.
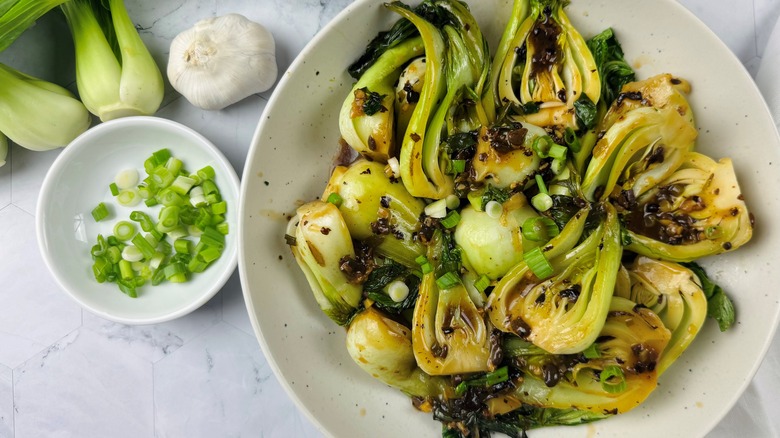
[91,203,110,222]
[129,211,154,232]
[205,193,220,205]
[445,194,460,210]
[117,279,138,298]
[109,182,120,196]
[144,198,159,207]
[151,167,175,189]
[424,198,447,219]
[551,158,566,175]
[118,259,134,281]
[163,262,187,283]
[326,193,343,207]
[386,280,409,302]
[114,169,139,189]
[440,210,461,229]
[548,144,568,161]
[415,255,429,265]
[421,262,433,275]
[198,246,222,263]
[152,148,171,165]
[436,271,461,290]
[157,206,181,233]
[165,157,183,176]
[131,233,157,259]
[450,159,466,174]
[474,274,491,293]
[170,175,196,195]
[113,221,136,242]
[600,365,627,393]
[174,239,191,254]
[106,246,122,264]
[117,189,141,207]
[535,174,548,195]
[201,179,219,196]
[485,200,502,219]
[121,245,143,262]
[521,217,559,242]
[197,165,216,181]
[215,222,229,235]
[156,188,186,207]
[200,226,225,249]
[531,193,553,212]
[137,184,152,199]
[524,247,554,279]
[532,135,554,158]
[92,257,110,283]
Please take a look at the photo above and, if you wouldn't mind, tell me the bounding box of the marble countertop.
[0,0,778,437]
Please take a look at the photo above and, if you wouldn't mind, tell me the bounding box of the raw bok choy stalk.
[496,295,671,416]
[0,132,7,167]
[0,63,91,150]
[0,0,70,52]
[322,160,426,268]
[61,0,164,121]
[346,306,450,397]
[615,256,708,374]
[412,230,494,375]
[487,204,622,354]
[287,201,362,326]
[621,151,753,262]
[580,74,698,203]
[493,0,600,129]
[393,0,489,199]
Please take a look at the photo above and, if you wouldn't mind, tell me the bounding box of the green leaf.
[681,261,736,331]
[573,93,598,130]
[587,28,636,106]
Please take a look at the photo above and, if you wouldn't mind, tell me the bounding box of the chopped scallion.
[524,247,554,279]
[91,203,110,222]
[436,271,461,290]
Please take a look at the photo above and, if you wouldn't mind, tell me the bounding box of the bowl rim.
[36,115,240,325]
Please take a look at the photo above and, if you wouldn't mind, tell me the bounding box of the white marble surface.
[0,0,779,437]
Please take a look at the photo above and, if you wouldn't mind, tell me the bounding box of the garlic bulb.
[167,13,278,111]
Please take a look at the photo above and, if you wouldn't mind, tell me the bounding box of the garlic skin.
[167,13,278,111]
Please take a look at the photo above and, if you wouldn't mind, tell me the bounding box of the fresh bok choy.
[0,63,90,151]
[0,132,7,167]
[0,0,70,52]
[61,0,163,121]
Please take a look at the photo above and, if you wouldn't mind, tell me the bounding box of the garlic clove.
[167,13,278,111]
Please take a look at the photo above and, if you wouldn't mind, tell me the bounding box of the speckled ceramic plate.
[238,1,780,436]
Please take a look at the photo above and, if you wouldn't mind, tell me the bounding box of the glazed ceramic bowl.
[37,116,239,325]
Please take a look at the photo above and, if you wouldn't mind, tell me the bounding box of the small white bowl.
[37,116,239,325]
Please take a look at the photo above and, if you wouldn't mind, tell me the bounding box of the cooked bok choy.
[487,203,622,354]
[493,0,600,129]
[615,256,708,374]
[322,159,426,268]
[622,151,753,261]
[347,306,449,397]
[61,0,163,121]
[289,0,754,435]
[288,201,362,326]
[0,63,90,151]
[500,295,671,415]
[412,230,493,375]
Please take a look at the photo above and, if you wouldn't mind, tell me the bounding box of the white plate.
[37,116,239,325]
[238,1,780,436]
